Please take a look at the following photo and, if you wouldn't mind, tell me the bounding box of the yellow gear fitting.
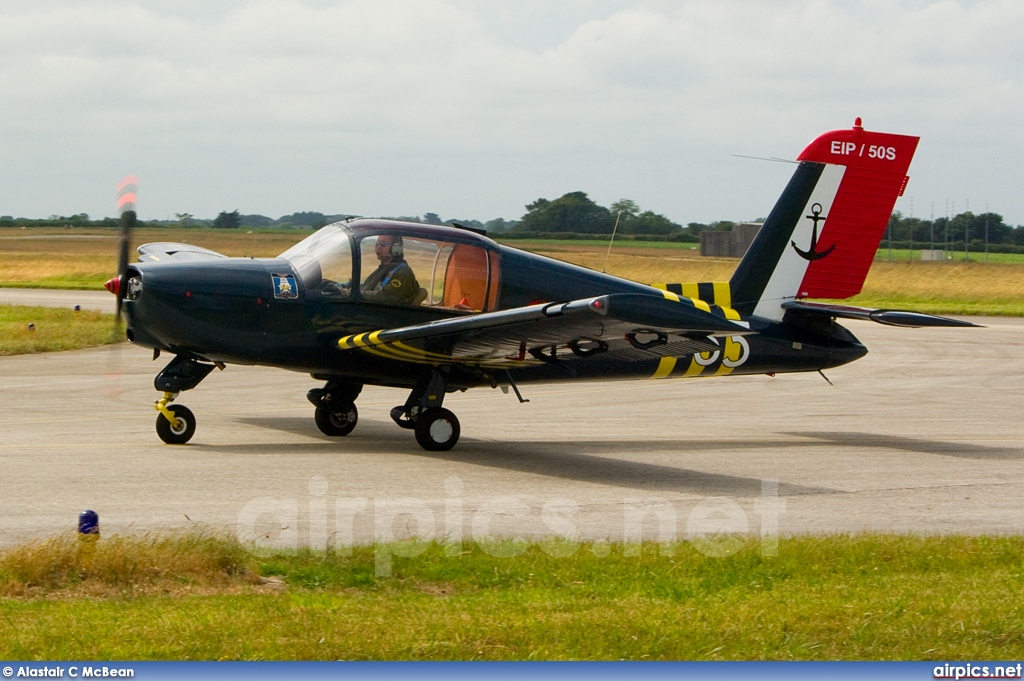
[154,391,181,429]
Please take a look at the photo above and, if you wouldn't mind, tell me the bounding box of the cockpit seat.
[443,244,489,311]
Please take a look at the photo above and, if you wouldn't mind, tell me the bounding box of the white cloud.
[0,0,1021,223]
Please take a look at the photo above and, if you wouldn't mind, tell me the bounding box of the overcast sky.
[1,0,1021,225]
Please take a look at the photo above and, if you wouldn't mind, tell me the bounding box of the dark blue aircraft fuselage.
[123,221,866,394]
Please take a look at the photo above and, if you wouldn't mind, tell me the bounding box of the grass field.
[2,228,1023,315]
[0,305,120,355]
[2,531,1024,660]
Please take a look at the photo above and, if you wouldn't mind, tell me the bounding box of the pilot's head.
[374,234,403,263]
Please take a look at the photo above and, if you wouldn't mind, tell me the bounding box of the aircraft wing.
[137,242,228,262]
[337,293,753,367]
[782,301,981,328]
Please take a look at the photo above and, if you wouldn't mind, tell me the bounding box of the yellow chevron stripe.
[652,356,677,378]
[392,340,455,362]
[684,357,705,377]
[653,283,667,291]
[681,283,700,300]
[721,306,740,320]
[688,297,711,313]
[659,289,680,302]
[713,282,731,308]
[375,343,430,362]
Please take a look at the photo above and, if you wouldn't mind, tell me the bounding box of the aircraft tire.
[155,405,196,445]
[414,408,460,451]
[315,402,358,437]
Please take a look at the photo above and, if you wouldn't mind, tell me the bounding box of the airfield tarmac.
[1,288,1022,548]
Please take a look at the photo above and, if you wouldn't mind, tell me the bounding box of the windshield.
[279,225,353,298]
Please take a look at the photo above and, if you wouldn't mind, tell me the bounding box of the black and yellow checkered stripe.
[650,282,740,321]
[648,282,745,380]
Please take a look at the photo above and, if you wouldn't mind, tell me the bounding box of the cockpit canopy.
[279,219,501,312]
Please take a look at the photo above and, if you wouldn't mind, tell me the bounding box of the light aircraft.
[105,119,975,451]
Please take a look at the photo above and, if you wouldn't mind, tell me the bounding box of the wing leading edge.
[338,293,753,368]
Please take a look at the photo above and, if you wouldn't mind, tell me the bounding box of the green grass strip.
[2,532,1024,660]
[0,305,123,355]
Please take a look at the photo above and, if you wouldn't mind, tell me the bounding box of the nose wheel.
[414,408,460,451]
[155,404,196,444]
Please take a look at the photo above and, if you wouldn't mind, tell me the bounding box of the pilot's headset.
[387,236,404,258]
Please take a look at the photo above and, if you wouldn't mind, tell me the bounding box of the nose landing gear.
[151,355,219,445]
[155,396,196,445]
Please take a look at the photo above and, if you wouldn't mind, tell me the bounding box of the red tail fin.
[729,119,919,320]
[795,119,918,299]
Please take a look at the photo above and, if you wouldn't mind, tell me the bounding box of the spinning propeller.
[105,175,138,326]
[102,176,137,399]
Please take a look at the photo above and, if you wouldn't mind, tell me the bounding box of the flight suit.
[361,259,420,305]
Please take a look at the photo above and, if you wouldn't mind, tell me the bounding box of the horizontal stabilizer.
[137,242,228,262]
[782,301,980,328]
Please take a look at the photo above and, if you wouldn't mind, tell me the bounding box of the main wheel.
[315,402,358,436]
[155,404,196,445]
[414,407,460,451]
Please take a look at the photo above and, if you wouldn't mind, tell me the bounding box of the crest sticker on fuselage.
[272,273,299,299]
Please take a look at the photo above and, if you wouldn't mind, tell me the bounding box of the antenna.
[602,210,623,274]
[909,197,914,261]
[985,204,990,262]
[964,198,970,261]
[731,154,799,164]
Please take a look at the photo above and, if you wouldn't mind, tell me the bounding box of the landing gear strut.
[308,381,362,437]
[391,367,461,451]
[152,355,218,445]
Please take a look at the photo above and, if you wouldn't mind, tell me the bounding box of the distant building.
[699,222,762,258]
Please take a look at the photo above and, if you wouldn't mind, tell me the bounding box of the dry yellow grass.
[2,229,1022,314]
[0,531,255,599]
[525,245,1024,315]
[0,228,296,288]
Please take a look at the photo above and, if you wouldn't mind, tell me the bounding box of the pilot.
[361,234,420,305]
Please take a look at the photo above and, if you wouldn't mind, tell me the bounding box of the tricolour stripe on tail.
[729,120,919,320]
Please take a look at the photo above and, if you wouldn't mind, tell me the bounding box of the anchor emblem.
[792,203,835,261]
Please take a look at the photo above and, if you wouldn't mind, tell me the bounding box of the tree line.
[6,194,1024,251]
[885,211,1024,249]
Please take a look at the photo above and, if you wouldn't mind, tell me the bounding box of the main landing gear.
[389,366,461,451]
[308,371,458,450]
[307,381,362,437]
[152,355,218,445]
